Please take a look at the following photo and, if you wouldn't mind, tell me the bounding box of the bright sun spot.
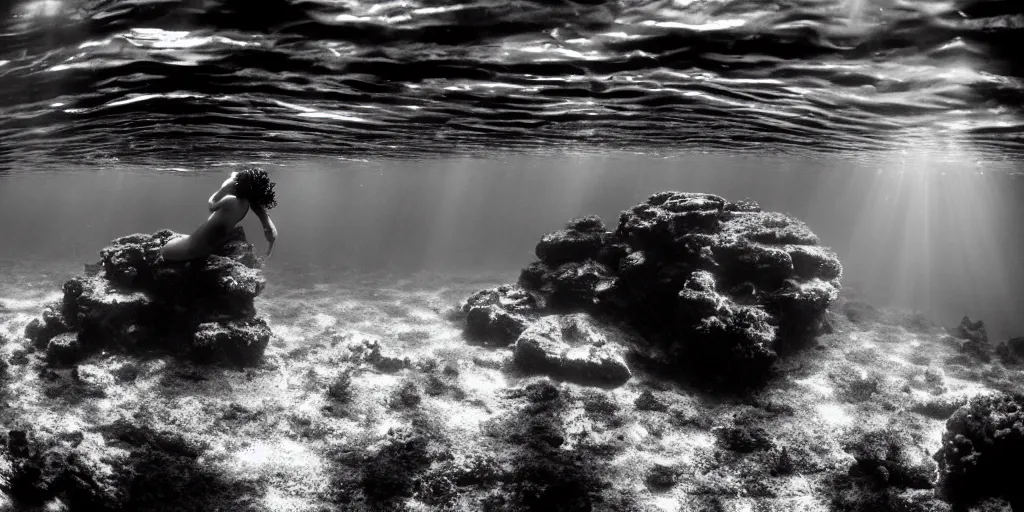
[236,439,312,468]
[20,0,62,18]
[817,403,852,425]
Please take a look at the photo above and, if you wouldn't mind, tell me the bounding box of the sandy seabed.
[0,259,1021,512]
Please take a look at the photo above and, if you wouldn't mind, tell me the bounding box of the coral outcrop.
[23,227,271,367]
[933,392,1024,508]
[459,192,842,387]
[996,336,1024,364]
[0,422,257,511]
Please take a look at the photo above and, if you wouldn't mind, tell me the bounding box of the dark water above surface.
[1,0,1023,164]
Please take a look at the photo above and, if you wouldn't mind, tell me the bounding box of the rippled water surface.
[1,0,1022,165]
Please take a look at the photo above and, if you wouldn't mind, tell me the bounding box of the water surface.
[1,0,1022,164]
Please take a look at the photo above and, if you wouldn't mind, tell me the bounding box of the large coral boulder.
[23,227,271,367]
[933,392,1024,508]
[459,192,842,387]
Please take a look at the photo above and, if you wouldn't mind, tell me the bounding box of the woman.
[160,167,279,262]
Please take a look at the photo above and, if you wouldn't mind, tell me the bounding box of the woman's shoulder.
[224,195,249,206]
[214,195,249,213]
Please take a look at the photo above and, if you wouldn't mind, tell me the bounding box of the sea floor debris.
[0,268,1019,511]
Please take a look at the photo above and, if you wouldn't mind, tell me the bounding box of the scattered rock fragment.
[513,315,631,387]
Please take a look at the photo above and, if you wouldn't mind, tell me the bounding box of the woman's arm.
[208,194,238,212]
[209,181,237,211]
[252,205,278,258]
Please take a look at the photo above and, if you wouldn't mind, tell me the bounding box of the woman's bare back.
[159,168,277,263]
[161,196,249,262]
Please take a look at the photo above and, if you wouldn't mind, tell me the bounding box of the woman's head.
[232,167,277,210]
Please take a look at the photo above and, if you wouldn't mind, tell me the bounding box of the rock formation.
[996,336,1024,364]
[934,392,1024,508]
[23,227,271,367]
[512,314,632,387]
[459,192,843,387]
[942,316,995,363]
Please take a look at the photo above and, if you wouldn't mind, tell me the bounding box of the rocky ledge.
[458,191,843,388]
[23,227,271,367]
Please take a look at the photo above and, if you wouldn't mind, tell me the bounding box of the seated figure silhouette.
[161,167,278,262]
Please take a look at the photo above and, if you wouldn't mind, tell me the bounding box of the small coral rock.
[345,336,410,372]
[912,393,971,420]
[191,319,272,366]
[645,463,678,490]
[535,216,609,265]
[465,305,530,346]
[634,390,669,412]
[934,392,1024,506]
[513,315,631,387]
[46,333,82,366]
[4,429,127,509]
[462,285,539,345]
[844,428,936,489]
[995,336,1024,364]
[950,316,988,344]
[73,364,116,397]
[842,300,880,325]
[360,427,433,502]
[24,307,71,349]
[716,426,773,453]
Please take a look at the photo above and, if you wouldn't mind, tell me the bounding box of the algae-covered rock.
[459,191,842,387]
[634,390,669,412]
[1,420,258,511]
[995,336,1024,364]
[933,392,1024,507]
[24,227,271,367]
[843,428,936,490]
[462,284,541,346]
[25,307,71,350]
[950,316,987,344]
[535,215,609,265]
[46,333,82,367]
[2,429,127,509]
[513,315,632,387]
[191,319,272,366]
[716,425,774,453]
[944,316,993,363]
[360,427,434,502]
[72,364,116,397]
[343,336,411,372]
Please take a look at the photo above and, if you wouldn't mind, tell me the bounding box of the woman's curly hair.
[234,167,277,210]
